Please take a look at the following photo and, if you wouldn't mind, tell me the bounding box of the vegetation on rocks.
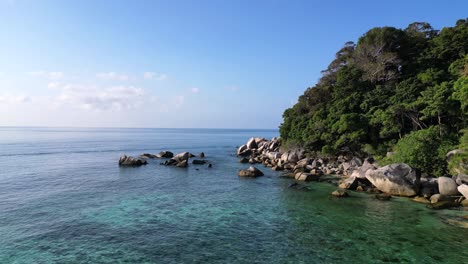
[280,19,468,176]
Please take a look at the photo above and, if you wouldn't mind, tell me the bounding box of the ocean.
[0,127,466,263]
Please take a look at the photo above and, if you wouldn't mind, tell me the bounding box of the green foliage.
[448,129,468,175]
[389,127,456,176]
[280,19,468,176]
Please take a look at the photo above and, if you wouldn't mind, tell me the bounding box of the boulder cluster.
[119,151,210,168]
[237,137,468,209]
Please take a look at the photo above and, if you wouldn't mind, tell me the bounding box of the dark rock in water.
[173,152,190,162]
[427,201,459,210]
[332,190,349,197]
[365,163,420,196]
[176,160,188,168]
[157,151,174,158]
[375,194,392,201]
[238,166,264,177]
[239,157,249,163]
[140,153,158,159]
[119,155,148,166]
[192,159,207,165]
[199,152,205,158]
[208,163,213,168]
[288,182,310,191]
[189,153,196,158]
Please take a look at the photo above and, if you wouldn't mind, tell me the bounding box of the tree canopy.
[280,19,468,176]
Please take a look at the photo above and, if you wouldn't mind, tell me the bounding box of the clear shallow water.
[0,127,466,264]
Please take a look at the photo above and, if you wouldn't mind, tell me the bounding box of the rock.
[281,151,299,164]
[375,194,392,201]
[446,149,465,159]
[239,157,249,163]
[356,186,365,192]
[189,153,196,158]
[295,173,320,182]
[208,164,212,168]
[238,166,264,177]
[365,163,420,196]
[331,190,349,197]
[119,155,148,166]
[246,137,258,149]
[427,201,459,210]
[339,176,359,190]
[176,160,188,168]
[462,199,468,207]
[199,152,205,158]
[266,152,282,160]
[454,174,468,185]
[173,152,190,162]
[248,158,256,164]
[288,182,310,191]
[430,194,455,204]
[438,177,460,196]
[420,177,438,198]
[296,158,311,168]
[157,151,174,158]
[192,159,206,165]
[350,159,377,179]
[412,196,430,204]
[140,153,158,159]
[458,184,468,199]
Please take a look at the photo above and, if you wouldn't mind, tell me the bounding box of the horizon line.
[0,125,280,131]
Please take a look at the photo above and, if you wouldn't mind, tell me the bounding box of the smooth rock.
[454,174,468,185]
[458,184,468,199]
[438,177,460,196]
[157,151,174,158]
[199,152,205,158]
[173,152,190,162]
[119,155,148,166]
[246,137,258,149]
[295,172,320,182]
[365,163,420,196]
[176,160,188,168]
[238,166,264,177]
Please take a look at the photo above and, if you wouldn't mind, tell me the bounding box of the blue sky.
[0,0,467,128]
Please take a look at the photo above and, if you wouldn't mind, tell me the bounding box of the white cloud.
[96,72,129,81]
[50,82,145,111]
[28,71,64,80]
[191,87,200,93]
[143,72,167,81]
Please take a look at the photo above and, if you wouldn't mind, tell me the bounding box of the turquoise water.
[0,127,466,263]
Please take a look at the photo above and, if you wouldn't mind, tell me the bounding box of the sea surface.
[0,127,467,264]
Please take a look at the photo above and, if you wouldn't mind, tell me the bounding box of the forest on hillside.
[280,19,468,177]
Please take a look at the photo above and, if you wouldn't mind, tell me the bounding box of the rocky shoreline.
[118,136,468,212]
[235,137,468,210]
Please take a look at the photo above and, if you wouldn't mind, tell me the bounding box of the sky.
[0,0,467,129]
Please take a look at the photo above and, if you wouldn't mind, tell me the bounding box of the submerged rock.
[192,159,207,165]
[140,153,158,159]
[331,190,349,197]
[375,194,392,201]
[288,182,310,191]
[365,163,420,196]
